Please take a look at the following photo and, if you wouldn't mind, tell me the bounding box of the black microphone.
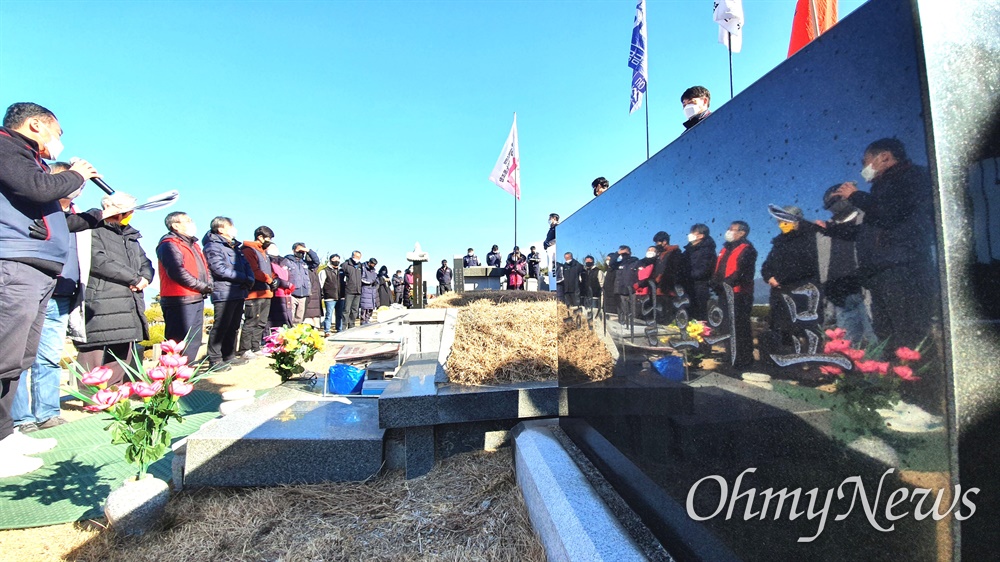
[69,157,114,195]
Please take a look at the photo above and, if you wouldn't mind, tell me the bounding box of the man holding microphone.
[0,102,100,477]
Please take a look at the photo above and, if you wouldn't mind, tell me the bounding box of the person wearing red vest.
[712,221,757,369]
[156,212,213,365]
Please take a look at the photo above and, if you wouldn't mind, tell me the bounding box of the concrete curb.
[512,419,646,562]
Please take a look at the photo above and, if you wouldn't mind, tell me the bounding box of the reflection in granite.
[555,0,966,559]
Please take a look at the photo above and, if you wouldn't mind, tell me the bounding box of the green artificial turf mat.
[0,390,221,530]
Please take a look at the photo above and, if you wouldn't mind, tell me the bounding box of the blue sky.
[1,0,864,291]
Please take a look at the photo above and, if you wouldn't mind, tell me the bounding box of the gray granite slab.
[185,398,385,487]
[404,425,435,478]
[513,419,647,562]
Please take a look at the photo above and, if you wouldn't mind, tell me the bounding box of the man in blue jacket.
[203,217,254,370]
[0,102,100,477]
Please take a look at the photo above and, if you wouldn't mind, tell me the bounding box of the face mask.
[778,221,797,234]
[42,125,64,160]
[331,261,340,267]
[683,104,700,120]
[687,233,698,243]
[829,200,852,215]
[468,252,474,256]
[119,213,133,227]
[183,223,198,237]
[66,186,84,200]
[297,251,306,258]
[645,252,657,259]
[261,240,272,249]
[724,230,738,243]
[860,163,878,182]
[585,263,594,269]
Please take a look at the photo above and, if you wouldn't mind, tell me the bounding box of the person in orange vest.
[712,221,757,369]
[157,212,213,365]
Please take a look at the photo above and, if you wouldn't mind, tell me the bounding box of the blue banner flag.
[628,0,648,114]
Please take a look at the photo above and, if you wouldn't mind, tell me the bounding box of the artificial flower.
[842,348,866,362]
[81,366,114,388]
[169,380,194,399]
[148,366,169,381]
[159,354,188,368]
[893,365,920,381]
[159,339,184,355]
[85,388,121,412]
[174,366,195,381]
[824,339,852,354]
[895,347,922,363]
[825,327,848,341]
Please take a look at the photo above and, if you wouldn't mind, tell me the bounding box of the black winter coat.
[761,225,820,288]
[342,258,363,295]
[202,232,253,303]
[82,223,154,347]
[561,260,586,293]
[849,162,934,272]
[683,237,718,283]
[305,268,323,318]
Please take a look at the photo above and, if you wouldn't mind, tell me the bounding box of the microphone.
[69,157,115,195]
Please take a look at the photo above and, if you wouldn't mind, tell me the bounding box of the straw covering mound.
[443,296,558,385]
[60,451,542,562]
[558,305,614,384]
[432,291,613,385]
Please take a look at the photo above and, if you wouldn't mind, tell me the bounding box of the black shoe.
[208,361,233,372]
[226,357,249,366]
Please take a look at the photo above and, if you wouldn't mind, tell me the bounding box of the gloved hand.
[268,279,280,291]
[29,219,48,240]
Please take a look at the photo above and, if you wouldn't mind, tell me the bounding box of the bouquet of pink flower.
[820,327,927,431]
[67,340,207,476]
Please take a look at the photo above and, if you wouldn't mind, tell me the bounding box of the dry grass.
[444,297,558,385]
[63,451,542,562]
[557,305,614,384]
[428,290,555,309]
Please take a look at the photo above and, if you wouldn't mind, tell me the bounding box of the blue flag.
[628,0,648,114]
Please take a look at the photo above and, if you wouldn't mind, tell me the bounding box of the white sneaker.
[241,350,257,360]
[0,453,44,478]
[1,430,57,455]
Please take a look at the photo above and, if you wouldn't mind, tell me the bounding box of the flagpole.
[513,112,518,248]
[728,31,734,99]
[644,92,650,161]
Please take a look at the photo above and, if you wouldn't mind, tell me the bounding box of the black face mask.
[828,199,854,216]
[261,240,273,249]
[331,261,340,267]
[585,263,594,268]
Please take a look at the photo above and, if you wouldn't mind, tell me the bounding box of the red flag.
[788,0,838,58]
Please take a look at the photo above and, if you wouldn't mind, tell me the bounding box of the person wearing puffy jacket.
[157,212,212,365]
[75,193,155,388]
[360,258,380,324]
[202,217,254,369]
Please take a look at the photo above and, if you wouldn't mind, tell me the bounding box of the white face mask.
[687,233,698,243]
[645,252,657,259]
[860,163,878,182]
[41,124,64,160]
[44,137,64,160]
[724,230,738,243]
[683,104,700,120]
[184,223,198,237]
[468,252,474,256]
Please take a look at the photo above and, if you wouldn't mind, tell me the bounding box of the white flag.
[714,0,744,53]
[488,114,520,200]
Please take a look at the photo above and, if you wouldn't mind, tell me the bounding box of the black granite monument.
[557,0,999,559]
